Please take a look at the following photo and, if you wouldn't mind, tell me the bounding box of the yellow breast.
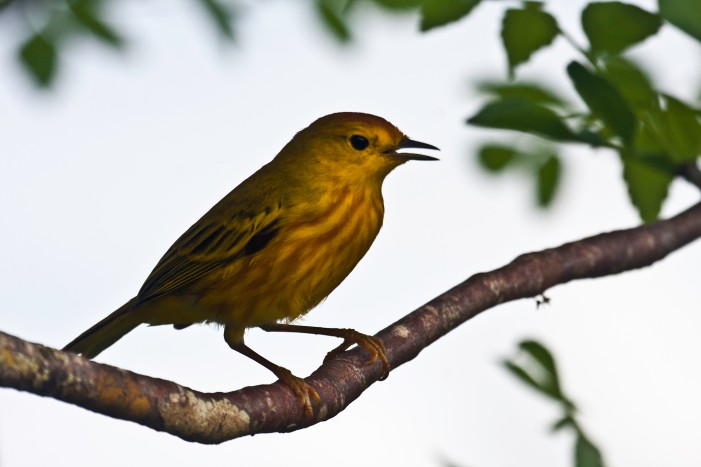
[206,184,385,339]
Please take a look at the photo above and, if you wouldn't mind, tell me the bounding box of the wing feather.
[136,204,282,303]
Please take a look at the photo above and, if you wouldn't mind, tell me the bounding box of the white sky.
[1,1,700,466]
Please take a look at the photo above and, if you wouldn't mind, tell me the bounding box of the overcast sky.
[1,1,700,466]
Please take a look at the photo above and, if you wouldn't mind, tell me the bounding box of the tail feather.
[63,298,140,359]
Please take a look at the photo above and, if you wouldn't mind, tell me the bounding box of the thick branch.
[2,201,701,443]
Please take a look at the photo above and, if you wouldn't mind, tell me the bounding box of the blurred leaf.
[623,155,673,223]
[477,144,517,172]
[477,81,566,107]
[521,339,578,408]
[420,0,480,31]
[372,0,422,10]
[198,0,235,40]
[633,125,679,173]
[659,0,701,43]
[504,339,568,402]
[503,360,546,395]
[552,415,575,432]
[502,6,559,77]
[504,341,608,466]
[476,143,567,207]
[599,56,656,107]
[582,2,661,55]
[18,33,57,87]
[575,434,606,467]
[317,0,351,41]
[70,0,125,47]
[517,339,562,399]
[645,95,701,163]
[567,61,636,144]
[438,458,464,467]
[519,340,558,381]
[468,98,577,142]
[575,130,610,148]
[635,121,667,158]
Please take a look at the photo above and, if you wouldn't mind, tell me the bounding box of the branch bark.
[680,161,701,191]
[2,200,701,444]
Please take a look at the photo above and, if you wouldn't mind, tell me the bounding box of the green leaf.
[659,0,701,43]
[537,155,560,207]
[645,95,701,163]
[519,341,558,380]
[575,434,606,467]
[518,339,564,399]
[567,61,636,144]
[582,2,661,55]
[632,125,679,174]
[599,56,656,107]
[478,144,517,172]
[477,81,566,107]
[317,0,351,41]
[503,360,546,395]
[622,155,673,223]
[70,0,125,47]
[198,0,235,40]
[372,0,422,10]
[504,357,563,401]
[501,6,559,76]
[18,33,57,87]
[504,340,566,402]
[552,415,575,432]
[575,130,611,148]
[468,98,576,141]
[420,0,480,31]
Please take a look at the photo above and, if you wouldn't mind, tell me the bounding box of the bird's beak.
[386,137,440,161]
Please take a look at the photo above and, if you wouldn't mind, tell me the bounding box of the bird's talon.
[276,369,320,417]
[324,330,391,380]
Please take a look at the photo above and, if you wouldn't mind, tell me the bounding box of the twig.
[679,161,701,191]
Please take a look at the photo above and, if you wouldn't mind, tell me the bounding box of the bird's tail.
[63,298,140,359]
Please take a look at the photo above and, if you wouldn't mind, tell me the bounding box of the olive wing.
[135,206,281,304]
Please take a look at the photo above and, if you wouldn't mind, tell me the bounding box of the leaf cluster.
[6,1,700,222]
[504,339,606,467]
[467,1,701,222]
[7,0,235,87]
[314,0,481,40]
[312,0,701,221]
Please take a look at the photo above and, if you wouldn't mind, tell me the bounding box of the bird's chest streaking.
[208,184,385,337]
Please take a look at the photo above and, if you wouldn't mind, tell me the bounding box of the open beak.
[386,137,440,161]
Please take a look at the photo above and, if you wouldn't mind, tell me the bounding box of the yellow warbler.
[64,112,438,415]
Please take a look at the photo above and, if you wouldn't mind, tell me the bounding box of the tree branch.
[2,201,701,444]
[679,161,701,191]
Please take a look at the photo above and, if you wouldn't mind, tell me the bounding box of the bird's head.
[278,112,439,182]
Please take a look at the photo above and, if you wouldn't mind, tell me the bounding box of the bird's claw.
[275,368,320,417]
[324,330,390,380]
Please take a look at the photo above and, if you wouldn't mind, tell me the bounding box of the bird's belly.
[210,192,383,336]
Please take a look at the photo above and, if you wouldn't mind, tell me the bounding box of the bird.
[63,112,438,415]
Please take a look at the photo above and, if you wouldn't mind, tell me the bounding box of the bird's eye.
[349,135,369,151]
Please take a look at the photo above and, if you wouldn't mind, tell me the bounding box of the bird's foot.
[274,367,321,417]
[324,329,390,380]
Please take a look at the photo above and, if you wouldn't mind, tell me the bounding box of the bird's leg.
[260,324,390,380]
[226,339,320,417]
